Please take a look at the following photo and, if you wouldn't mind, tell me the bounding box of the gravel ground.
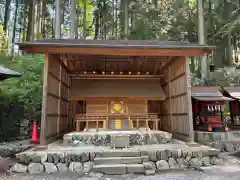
[2,166,240,180]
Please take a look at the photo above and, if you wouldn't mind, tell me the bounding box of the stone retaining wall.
[11,148,222,175]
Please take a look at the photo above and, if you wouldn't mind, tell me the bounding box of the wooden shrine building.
[18,40,213,145]
[191,86,233,132]
[221,86,240,128]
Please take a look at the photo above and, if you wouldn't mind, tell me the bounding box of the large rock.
[11,163,27,173]
[43,162,58,173]
[69,162,84,175]
[143,161,156,170]
[201,156,211,166]
[28,163,44,174]
[176,158,188,168]
[53,153,60,164]
[156,160,169,170]
[40,153,48,163]
[168,158,179,169]
[171,149,182,159]
[18,154,31,165]
[83,161,93,173]
[57,163,68,172]
[145,151,158,162]
[79,152,89,162]
[224,143,235,152]
[189,158,202,168]
[156,150,168,161]
[210,156,223,165]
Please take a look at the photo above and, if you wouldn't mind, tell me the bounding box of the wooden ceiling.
[59,54,172,77]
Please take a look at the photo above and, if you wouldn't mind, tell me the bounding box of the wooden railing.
[75,113,160,132]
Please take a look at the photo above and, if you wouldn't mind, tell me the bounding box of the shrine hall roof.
[191,86,233,101]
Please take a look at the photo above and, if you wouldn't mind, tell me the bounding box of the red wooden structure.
[192,86,233,132]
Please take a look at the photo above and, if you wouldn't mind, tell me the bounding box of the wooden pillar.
[40,54,49,146]
[168,67,173,132]
[57,66,62,135]
[185,57,194,142]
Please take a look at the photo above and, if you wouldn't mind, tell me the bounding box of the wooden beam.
[184,56,194,143]
[70,74,164,79]
[52,54,70,73]
[40,54,49,146]
[22,46,212,56]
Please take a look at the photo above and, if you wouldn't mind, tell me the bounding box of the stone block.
[100,151,140,157]
[28,163,44,174]
[145,169,155,175]
[189,158,202,168]
[156,160,169,170]
[11,163,27,173]
[176,158,188,168]
[69,162,84,175]
[168,158,179,169]
[127,164,145,173]
[201,156,211,166]
[83,161,93,173]
[121,157,142,164]
[43,163,58,173]
[142,156,150,162]
[143,161,156,170]
[56,163,68,172]
[93,164,127,175]
[111,135,130,148]
[224,143,235,152]
[156,150,168,161]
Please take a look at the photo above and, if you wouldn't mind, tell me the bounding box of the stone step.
[99,150,141,157]
[94,156,143,165]
[92,164,145,174]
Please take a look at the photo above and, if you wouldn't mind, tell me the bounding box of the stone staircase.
[92,151,153,175]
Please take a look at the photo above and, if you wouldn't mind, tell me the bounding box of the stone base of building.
[12,143,221,175]
[195,130,240,153]
[63,129,173,147]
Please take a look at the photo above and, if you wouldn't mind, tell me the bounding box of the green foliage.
[1,54,44,123]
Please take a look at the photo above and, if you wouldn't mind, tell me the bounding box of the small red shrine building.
[191,86,233,132]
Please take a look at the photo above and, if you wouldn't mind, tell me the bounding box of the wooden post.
[40,54,49,146]
[57,66,62,135]
[168,67,173,132]
[76,121,80,132]
[185,57,194,142]
[96,117,99,132]
[137,117,139,130]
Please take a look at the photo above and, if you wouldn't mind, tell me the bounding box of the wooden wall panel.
[40,54,70,146]
[160,56,193,142]
[86,100,108,114]
[127,100,147,114]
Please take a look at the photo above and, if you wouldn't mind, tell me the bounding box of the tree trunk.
[94,0,100,40]
[26,1,33,41]
[11,0,19,55]
[55,0,61,38]
[197,0,208,80]
[70,0,77,39]
[3,0,11,32]
[83,0,87,39]
[124,0,128,39]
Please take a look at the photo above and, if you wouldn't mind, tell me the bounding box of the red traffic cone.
[31,120,39,144]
